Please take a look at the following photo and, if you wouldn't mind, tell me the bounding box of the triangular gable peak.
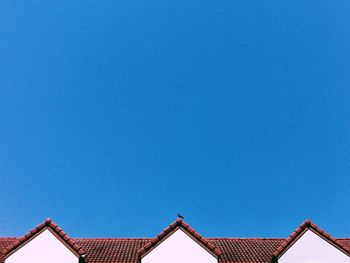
[271,219,350,262]
[138,217,222,259]
[2,218,85,260]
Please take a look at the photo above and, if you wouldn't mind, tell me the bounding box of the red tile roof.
[271,219,350,262]
[1,236,350,263]
[0,219,349,263]
[2,237,350,263]
[138,217,222,258]
[2,218,85,259]
[210,238,283,263]
[0,238,16,263]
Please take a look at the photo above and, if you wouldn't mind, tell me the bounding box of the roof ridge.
[74,238,151,240]
[2,218,86,258]
[207,237,286,240]
[271,219,350,261]
[138,217,222,258]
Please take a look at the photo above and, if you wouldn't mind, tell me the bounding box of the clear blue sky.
[0,0,350,239]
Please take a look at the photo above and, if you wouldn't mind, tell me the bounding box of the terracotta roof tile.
[1,237,350,263]
[2,218,85,259]
[138,217,222,258]
[0,238,16,263]
[1,219,350,263]
[271,219,350,261]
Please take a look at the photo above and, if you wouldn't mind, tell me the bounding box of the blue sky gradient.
[0,0,350,238]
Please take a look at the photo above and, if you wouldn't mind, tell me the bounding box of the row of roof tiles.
[1,218,349,263]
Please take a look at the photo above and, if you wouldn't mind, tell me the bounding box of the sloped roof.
[0,238,16,263]
[0,219,350,263]
[2,218,85,259]
[211,238,283,263]
[271,219,350,261]
[1,237,350,263]
[138,217,222,258]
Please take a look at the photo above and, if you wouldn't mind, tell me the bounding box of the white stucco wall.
[142,228,217,263]
[5,229,79,263]
[279,229,350,263]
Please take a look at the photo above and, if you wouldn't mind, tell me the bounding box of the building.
[1,217,349,263]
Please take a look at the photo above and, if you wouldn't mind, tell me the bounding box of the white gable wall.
[142,229,217,263]
[5,229,79,263]
[279,230,350,263]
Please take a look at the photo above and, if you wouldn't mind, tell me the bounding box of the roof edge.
[2,218,86,258]
[271,219,350,261]
[138,217,222,258]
